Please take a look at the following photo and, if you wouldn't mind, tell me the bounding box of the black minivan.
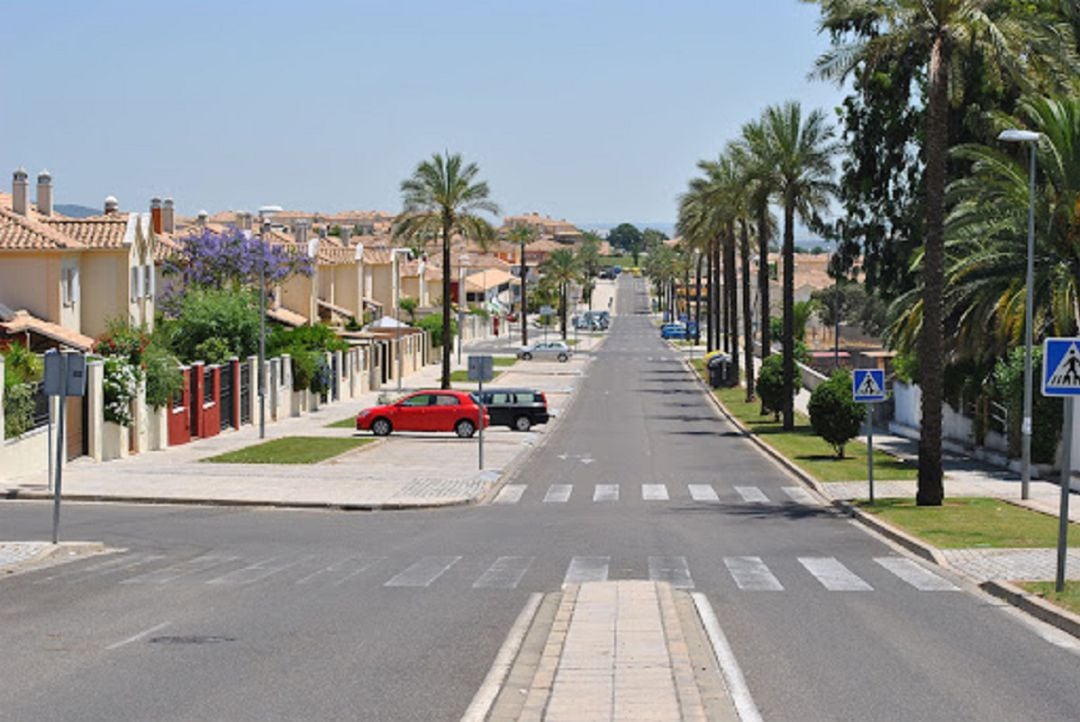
[474,388,550,431]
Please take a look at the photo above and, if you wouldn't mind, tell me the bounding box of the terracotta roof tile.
[43,216,129,249]
[0,207,85,251]
[0,309,95,351]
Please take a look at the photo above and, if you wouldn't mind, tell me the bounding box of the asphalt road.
[2,276,1080,721]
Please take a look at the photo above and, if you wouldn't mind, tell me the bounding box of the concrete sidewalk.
[482,581,738,722]
[2,339,598,510]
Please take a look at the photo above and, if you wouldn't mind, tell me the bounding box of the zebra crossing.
[492,482,820,506]
[30,549,959,594]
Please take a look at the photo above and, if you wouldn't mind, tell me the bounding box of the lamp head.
[997,129,1041,143]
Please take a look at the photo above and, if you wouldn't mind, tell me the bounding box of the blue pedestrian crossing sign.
[1042,338,1080,396]
[852,368,886,403]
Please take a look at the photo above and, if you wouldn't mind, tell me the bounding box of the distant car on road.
[518,341,572,362]
[474,388,550,431]
[355,390,489,438]
[660,323,689,340]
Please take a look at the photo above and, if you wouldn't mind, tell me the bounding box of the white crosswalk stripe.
[330,557,385,586]
[122,554,238,584]
[799,557,873,591]
[648,556,693,588]
[544,484,573,503]
[594,484,619,502]
[35,553,160,584]
[724,556,784,591]
[384,556,461,588]
[493,484,526,504]
[782,487,818,505]
[642,484,669,501]
[473,556,534,589]
[295,556,382,586]
[875,557,959,591]
[206,556,313,586]
[688,484,719,502]
[563,556,610,585]
[734,486,771,504]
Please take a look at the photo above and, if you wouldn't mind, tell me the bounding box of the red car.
[355,390,490,438]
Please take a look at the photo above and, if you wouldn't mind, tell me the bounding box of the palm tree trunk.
[441,223,452,389]
[740,219,754,402]
[694,252,703,345]
[561,282,569,340]
[782,197,795,430]
[705,249,715,352]
[520,240,528,346]
[757,202,770,359]
[726,223,739,381]
[917,35,949,506]
[715,234,726,353]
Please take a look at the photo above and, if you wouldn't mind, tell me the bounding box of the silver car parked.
[518,341,572,362]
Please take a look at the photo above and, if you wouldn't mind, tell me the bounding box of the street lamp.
[458,254,469,365]
[998,127,1042,501]
[257,221,270,439]
[392,248,411,391]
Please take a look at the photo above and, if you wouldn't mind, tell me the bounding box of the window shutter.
[130,268,138,301]
[146,266,155,297]
[71,267,80,304]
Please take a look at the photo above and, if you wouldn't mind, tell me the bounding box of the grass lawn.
[325,415,358,429]
[1017,581,1080,616]
[202,436,374,464]
[855,497,1080,549]
[450,369,505,383]
[493,357,517,367]
[599,255,636,267]
[704,376,917,482]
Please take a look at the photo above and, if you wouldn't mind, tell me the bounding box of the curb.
[680,355,1080,641]
[3,490,483,513]
[979,580,1080,639]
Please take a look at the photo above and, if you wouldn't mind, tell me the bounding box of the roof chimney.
[162,198,175,233]
[150,197,163,234]
[295,220,309,245]
[104,195,119,215]
[12,168,28,216]
[237,211,252,231]
[340,226,352,245]
[196,209,208,226]
[36,170,52,216]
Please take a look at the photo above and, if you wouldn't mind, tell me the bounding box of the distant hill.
[54,203,99,218]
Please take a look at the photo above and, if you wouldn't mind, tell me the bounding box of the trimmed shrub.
[143,345,184,409]
[417,313,457,348]
[807,370,865,458]
[3,382,34,438]
[755,355,791,421]
[103,357,139,426]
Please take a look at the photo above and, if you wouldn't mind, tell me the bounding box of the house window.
[62,267,79,307]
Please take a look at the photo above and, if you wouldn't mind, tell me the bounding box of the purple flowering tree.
[160,227,313,314]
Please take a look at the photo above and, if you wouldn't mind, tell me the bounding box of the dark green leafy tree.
[809,0,1080,505]
[607,223,643,253]
[808,370,866,458]
[756,355,792,422]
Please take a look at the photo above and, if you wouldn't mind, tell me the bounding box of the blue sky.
[1,1,846,227]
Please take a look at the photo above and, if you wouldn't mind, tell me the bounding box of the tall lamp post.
[392,248,411,391]
[998,128,1042,501]
[520,240,528,346]
[458,254,469,365]
[257,221,270,439]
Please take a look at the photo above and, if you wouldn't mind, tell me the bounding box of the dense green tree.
[808,370,866,458]
[809,0,1079,505]
[607,223,643,253]
[394,153,499,389]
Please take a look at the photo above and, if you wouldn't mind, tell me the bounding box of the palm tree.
[759,102,838,431]
[542,248,580,339]
[893,94,1080,359]
[809,0,1080,503]
[507,223,537,345]
[394,152,499,389]
[733,118,779,363]
[677,184,719,348]
[578,232,603,309]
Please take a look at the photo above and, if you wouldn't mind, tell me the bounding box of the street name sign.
[852,368,886,403]
[1041,338,1080,396]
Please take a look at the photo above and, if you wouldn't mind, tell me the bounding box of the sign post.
[1040,338,1080,592]
[43,350,87,544]
[468,355,494,470]
[853,368,887,505]
[540,305,554,342]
